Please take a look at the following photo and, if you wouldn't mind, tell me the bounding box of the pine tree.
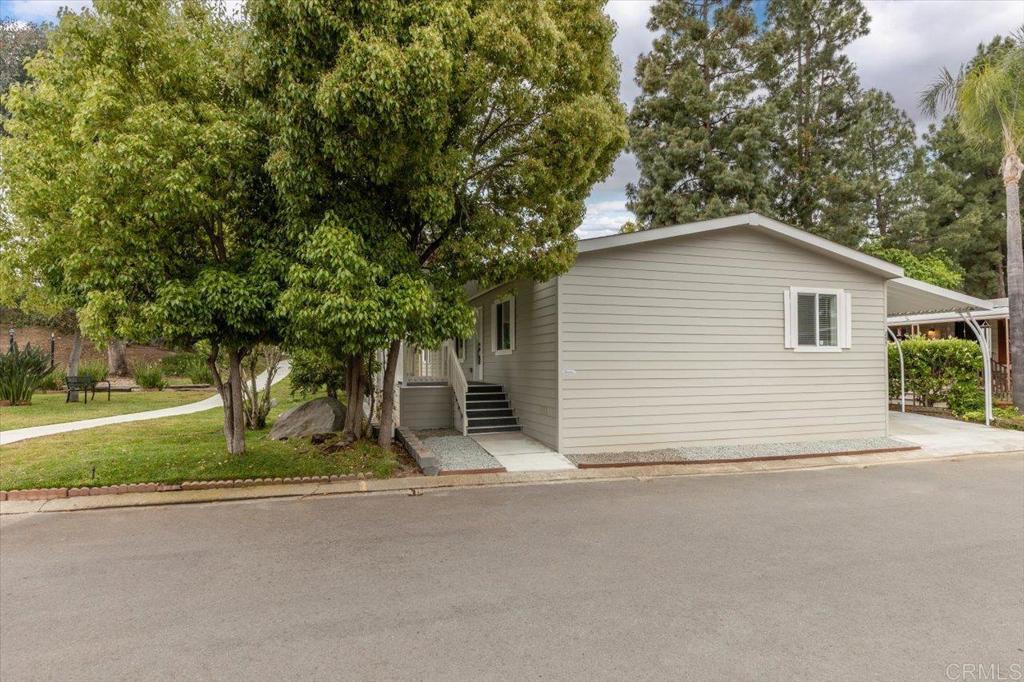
[845,89,917,239]
[892,117,1007,299]
[759,0,870,245]
[627,0,770,228]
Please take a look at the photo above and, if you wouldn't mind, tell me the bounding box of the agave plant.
[0,342,54,406]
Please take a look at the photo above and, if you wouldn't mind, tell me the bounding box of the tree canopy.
[1,0,284,453]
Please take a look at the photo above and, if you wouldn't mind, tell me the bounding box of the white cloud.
[578,199,631,239]
[847,0,1024,131]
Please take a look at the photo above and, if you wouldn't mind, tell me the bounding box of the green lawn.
[0,379,402,490]
[0,389,216,432]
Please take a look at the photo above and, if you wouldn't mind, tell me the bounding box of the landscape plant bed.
[889,404,1024,431]
[0,379,414,490]
[567,437,919,469]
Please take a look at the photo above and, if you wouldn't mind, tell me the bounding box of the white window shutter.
[509,296,516,351]
[783,289,794,348]
[841,291,853,348]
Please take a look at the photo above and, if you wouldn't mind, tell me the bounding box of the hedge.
[888,336,983,413]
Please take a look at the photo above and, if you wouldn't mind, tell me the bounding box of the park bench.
[65,376,112,404]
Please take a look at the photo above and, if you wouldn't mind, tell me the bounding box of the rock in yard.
[269,397,344,441]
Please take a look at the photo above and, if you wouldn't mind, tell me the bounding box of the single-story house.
[396,213,993,453]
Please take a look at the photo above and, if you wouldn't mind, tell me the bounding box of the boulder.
[269,397,345,441]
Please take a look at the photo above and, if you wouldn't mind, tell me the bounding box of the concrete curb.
[2,449,1020,516]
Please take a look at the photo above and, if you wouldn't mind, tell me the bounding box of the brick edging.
[0,474,362,502]
[396,426,440,475]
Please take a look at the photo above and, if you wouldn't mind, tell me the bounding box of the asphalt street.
[2,454,1022,681]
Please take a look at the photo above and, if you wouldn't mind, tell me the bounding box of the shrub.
[888,337,982,407]
[133,364,167,390]
[37,367,66,391]
[160,352,213,384]
[0,342,54,405]
[76,360,108,384]
[946,383,984,416]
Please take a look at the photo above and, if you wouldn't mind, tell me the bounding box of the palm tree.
[921,32,1024,410]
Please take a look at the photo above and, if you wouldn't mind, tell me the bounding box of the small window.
[785,287,851,351]
[454,337,465,361]
[493,296,515,354]
[797,292,837,347]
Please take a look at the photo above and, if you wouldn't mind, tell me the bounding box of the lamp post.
[50,332,56,369]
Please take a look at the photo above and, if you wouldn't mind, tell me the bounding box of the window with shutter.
[786,287,850,352]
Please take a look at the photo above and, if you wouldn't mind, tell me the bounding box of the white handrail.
[444,342,469,435]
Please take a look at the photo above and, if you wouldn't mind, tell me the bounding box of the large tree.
[627,0,770,227]
[758,0,870,245]
[889,118,1007,298]
[2,0,283,453]
[921,32,1024,409]
[844,89,917,239]
[250,0,627,447]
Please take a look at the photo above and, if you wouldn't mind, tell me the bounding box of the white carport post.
[886,328,906,412]
[959,313,993,426]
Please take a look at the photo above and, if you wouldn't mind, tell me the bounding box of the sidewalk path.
[0,361,290,446]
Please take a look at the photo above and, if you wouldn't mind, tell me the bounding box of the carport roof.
[887,277,993,318]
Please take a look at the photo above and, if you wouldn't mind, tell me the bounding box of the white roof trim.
[577,213,905,279]
[886,277,994,317]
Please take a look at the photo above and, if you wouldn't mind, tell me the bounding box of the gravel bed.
[567,437,915,467]
[419,434,504,472]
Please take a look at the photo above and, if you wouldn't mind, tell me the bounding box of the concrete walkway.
[471,432,576,472]
[889,411,1023,456]
[0,361,290,446]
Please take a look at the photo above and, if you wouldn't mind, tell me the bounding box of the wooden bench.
[65,376,112,404]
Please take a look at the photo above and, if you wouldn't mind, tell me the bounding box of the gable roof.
[577,212,905,279]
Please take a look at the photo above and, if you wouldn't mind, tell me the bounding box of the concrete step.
[467,416,520,428]
[467,425,522,434]
[467,408,515,419]
[466,395,509,405]
[467,384,504,394]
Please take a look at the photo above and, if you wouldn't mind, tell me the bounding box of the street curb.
[2,449,1020,516]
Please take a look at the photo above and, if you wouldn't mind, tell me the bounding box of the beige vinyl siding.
[473,278,559,448]
[557,226,889,454]
[398,385,453,430]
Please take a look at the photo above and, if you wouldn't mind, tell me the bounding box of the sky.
[4,0,1023,238]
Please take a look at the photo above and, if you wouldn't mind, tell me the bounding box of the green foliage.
[0,19,50,125]
[133,364,167,391]
[76,360,108,384]
[159,352,213,384]
[252,0,626,287]
[36,367,65,392]
[0,342,54,405]
[888,337,982,408]
[960,406,1024,430]
[627,0,771,227]
[844,90,918,238]
[288,348,347,400]
[759,0,871,245]
[864,246,964,290]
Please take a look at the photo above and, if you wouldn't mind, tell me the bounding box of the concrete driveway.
[889,411,1023,456]
[2,454,1021,681]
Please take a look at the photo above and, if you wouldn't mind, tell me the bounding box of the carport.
[887,277,996,423]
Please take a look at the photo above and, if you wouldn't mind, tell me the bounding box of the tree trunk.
[1002,152,1024,410]
[67,326,83,402]
[377,339,402,449]
[106,338,129,376]
[227,349,246,454]
[342,354,365,440]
